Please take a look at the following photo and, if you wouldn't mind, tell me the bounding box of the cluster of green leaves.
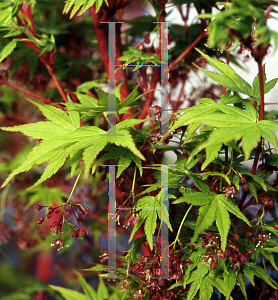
[0,0,57,60]
[200,0,278,50]
[169,246,278,300]
[0,85,152,189]
[118,46,162,71]
[63,0,108,18]
[50,271,113,300]
[169,49,278,166]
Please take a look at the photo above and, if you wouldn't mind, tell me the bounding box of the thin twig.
[166,31,207,74]
[0,79,66,110]
[45,65,68,103]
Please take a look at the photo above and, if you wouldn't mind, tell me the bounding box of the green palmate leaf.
[117,154,132,178]
[118,85,153,112]
[76,80,105,93]
[144,207,157,251]
[186,103,278,162]
[104,129,145,161]
[69,149,83,177]
[136,196,160,250]
[200,172,231,185]
[118,46,161,71]
[197,262,210,285]
[67,96,80,128]
[27,99,76,129]
[82,138,108,178]
[115,117,149,131]
[97,279,109,300]
[130,236,146,262]
[194,48,253,96]
[24,186,67,207]
[252,64,278,104]
[262,246,278,253]
[169,101,219,134]
[74,271,98,300]
[186,192,249,247]
[241,171,268,191]
[1,139,72,188]
[29,152,69,189]
[1,110,144,187]
[243,263,278,289]
[202,143,222,170]
[219,195,250,226]
[81,264,107,272]
[186,279,199,300]
[49,285,88,300]
[237,272,248,300]
[224,268,237,299]
[266,153,278,166]
[63,0,108,17]
[215,198,231,251]
[261,250,278,271]
[209,277,227,296]
[173,191,215,206]
[0,39,17,63]
[0,121,73,140]
[192,199,217,242]
[199,277,213,300]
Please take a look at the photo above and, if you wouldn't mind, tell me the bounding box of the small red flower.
[37,217,44,224]
[223,185,236,198]
[51,239,65,250]
[34,204,43,211]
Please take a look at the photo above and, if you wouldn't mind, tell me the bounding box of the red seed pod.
[240,254,247,262]
[37,217,44,224]
[209,185,214,191]
[243,184,249,192]
[240,176,247,183]
[184,258,192,263]
[46,213,52,219]
[144,38,150,44]
[135,42,144,51]
[246,231,252,237]
[34,204,43,211]
[77,215,84,222]
[274,224,278,230]
[260,196,273,207]
[233,234,240,240]
[65,210,71,215]
[211,261,217,270]
[251,237,256,243]
[70,231,77,238]
[153,255,159,265]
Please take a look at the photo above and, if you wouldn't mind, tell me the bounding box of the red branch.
[0,79,66,110]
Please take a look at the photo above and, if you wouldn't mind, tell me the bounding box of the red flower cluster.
[35,203,90,249]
